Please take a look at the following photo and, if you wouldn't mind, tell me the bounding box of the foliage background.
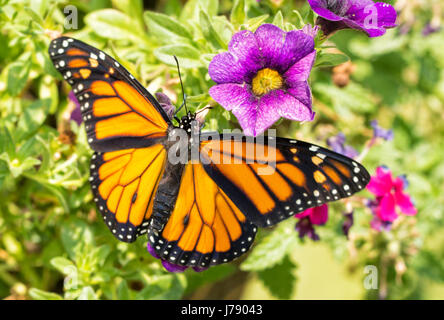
[0,0,443,300]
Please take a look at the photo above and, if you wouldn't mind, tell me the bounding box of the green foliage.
[0,0,443,301]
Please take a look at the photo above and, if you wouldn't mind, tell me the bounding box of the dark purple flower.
[209,24,316,136]
[147,243,207,273]
[422,23,441,36]
[327,132,359,158]
[68,91,82,125]
[294,204,328,240]
[370,120,394,141]
[368,210,393,231]
[342,211,354,237]
[308,0,397,37]
[295,217,320,240]
[155,92,175,119]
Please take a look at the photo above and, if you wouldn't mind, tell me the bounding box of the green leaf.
[257,255,297,300]
[241,220,297,271]
[78,286,98,300]
[50,257,76,275]
[272,11,284,30]
[61,219,95,260]
[212,16,235,44]
[111,0,144,30]
[85,9,148,45]
[315,52,350,68]
[246,14,269,32]
[29,288,63,300]
[0,126,15,157]
[136,274,186,300]
[7,59,31,96]
[144,11,194,44]
[38,76,58,114]
[117,279,130,300]
[292,9,305,29]
[230,0,246,27]
[198,0,219,16]
[16,98,50,141]
[23,7,44,27]
[199,9,227,50]
[154,44,202,68]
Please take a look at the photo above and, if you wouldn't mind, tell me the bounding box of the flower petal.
[367,166,393,196]
[309,204,329,225]
[278,30,315,73]
[378,193,398,222]
[346,0,376,14]
[284,50,316,84]
[254,24,286,70]
[295,217,320,241]
[395,191,417,216]
[355,2,397,27]
[209,83,253,111]
[161,260,188,273]
[294,207,313,219]
[228,30,262,79]
[147,243,160,259]
[257,89,314,135]
[307,0,345,21]
[286,83,313,113]
[209,83,259,136]
[345,2,397,37]
[208,52,248,84]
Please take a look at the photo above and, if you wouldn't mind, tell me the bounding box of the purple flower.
[147,243,207,273]
[155,92,175,119]
[366,166,417,229]
[327,132,359,158]
[370,120,394,141]
[422,23,441,36]
[342,211,354,237]
[209,24,316,136]
[294,204,328,240]
[68,91,82,125]
[308,0,397,37]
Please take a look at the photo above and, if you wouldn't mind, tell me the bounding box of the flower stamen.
[251,68,283,96]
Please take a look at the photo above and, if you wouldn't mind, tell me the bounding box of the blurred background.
[0,0,443,300]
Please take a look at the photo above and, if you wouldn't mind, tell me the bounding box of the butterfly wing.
[49,36,172,241]
[48,36,171,152]
[200,134,370,228]
[90,144,167,241]
[147,162,257,268]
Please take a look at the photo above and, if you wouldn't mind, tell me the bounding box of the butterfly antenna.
[173,56,188,115]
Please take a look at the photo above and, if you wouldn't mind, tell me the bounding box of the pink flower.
[367,166,417,225]
[294,204,328,240]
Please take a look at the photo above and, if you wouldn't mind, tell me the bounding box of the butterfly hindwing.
[48,36,171,152]
[90,144,167,242]
[147,162,257,268]
[200,135,370,228]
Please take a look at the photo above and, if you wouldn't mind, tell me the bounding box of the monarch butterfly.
[48,37,370,269]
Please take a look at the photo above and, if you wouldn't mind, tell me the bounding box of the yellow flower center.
[251,68,283,96]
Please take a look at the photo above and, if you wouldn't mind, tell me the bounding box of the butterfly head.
[178,112,197,134]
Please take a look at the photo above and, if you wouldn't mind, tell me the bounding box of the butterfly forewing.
[49,36,173,241]
[48,36,171,152]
